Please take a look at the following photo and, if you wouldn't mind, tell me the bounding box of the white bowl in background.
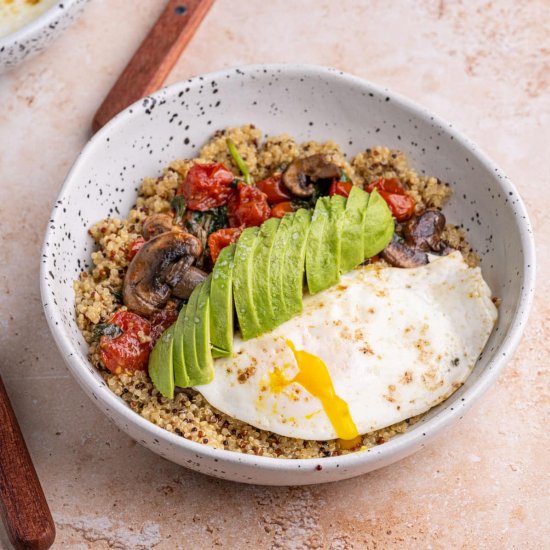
[40,65,535,485]
[0,0,88,73]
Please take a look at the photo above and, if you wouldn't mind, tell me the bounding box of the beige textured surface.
[0,0,548,548]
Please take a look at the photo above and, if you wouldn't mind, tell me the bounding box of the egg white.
[197,252,498,440]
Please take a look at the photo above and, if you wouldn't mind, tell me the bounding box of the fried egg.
[197,252,498,441]
[0,0,57,38]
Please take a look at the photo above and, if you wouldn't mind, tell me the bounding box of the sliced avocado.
[182,282,201,383]
[283,208,312,315]
[306,197,341,294]
[232,226,261,340]
[363,188,395,258]
[210,243,236,358]
[340,185,369,272]
[269,213,295,326]
[328,193,347,275]
[172,304,189,388]
[193,275,214,385]
[306,198,329,295]
[148,324,175,399]
[252,217,281,333]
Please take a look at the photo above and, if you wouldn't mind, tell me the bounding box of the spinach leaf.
[226,138,251,184]
[170,195,187,224]
[93,323,123,341]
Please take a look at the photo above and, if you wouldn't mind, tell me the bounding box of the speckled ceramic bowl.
[0,0,88,73]
[41,65,535,485]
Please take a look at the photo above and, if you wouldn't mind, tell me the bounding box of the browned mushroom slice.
[404,210,449,253]
[171,266,208,300]
[142,213,177,240]
[381,237,428,268]
[123,231,202,316]
[282,154,342,197]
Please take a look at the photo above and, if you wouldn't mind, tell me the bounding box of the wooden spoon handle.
[0,375,55,550]
[92,0,215,133]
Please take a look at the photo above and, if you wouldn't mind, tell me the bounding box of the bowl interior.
[42,65,534,469]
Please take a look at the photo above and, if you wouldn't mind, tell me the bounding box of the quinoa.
[74,125,477,459]
[106,370,417,458]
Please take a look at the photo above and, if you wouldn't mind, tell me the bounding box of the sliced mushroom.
[123,231,202,317]
[282,154,342,197]
[404,209,449,253]
[381,236,428,268]
[171,266,208,300]
[142,213,177,240]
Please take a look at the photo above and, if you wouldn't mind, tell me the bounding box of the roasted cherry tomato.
[379,191,415,221]
[366,178,415,221]
[177,163,235,211]
[227,182,270,228]
[329,180,354,198]
[127,236,146,260]
[270,201,296,218]
[255,174,292,204]
[366,177,405,195]
[150,309,179,345]
[99,311,152,374]
[208,227,243,262]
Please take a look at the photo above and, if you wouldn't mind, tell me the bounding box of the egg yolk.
[269,340,359,441]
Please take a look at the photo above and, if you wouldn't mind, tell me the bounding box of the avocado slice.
[210,243,236,358]
[172,304,189,388]
[233,226,261,340]
[306,198,329,295]
[340,186,369,273]
[269,213,295,325]
[363,188,395,258]
[148,324,175,399]
[252,217,281,333]
[328,193,346,274]
[193,275,214,385]
[182,282,201,383]
[283,208,312,315]
[306,197,341,294]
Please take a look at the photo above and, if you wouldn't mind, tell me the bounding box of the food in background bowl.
[74,125,497,458]
[0,0,87,72]
[0,0,57,37]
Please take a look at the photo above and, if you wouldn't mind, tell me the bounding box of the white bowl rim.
[0,0,81,47]
[40,63,537,475]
